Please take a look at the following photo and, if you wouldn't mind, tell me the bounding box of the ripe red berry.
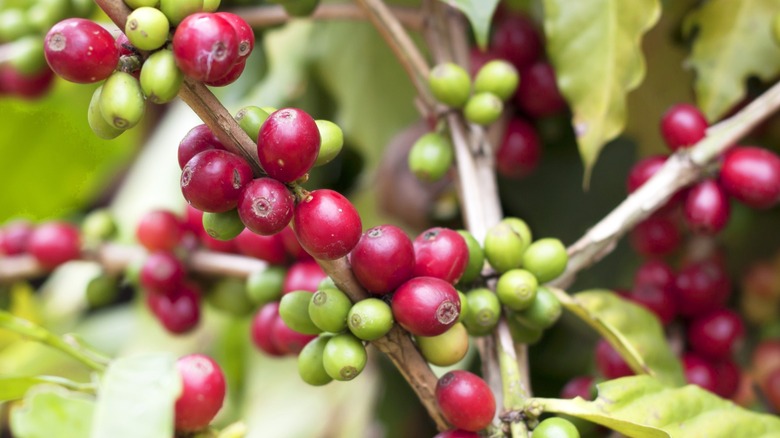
[684,179,730,234]
[234,229,286,265]
[392,276,460,336]
[491,13,542,71]
[136,210,184,252]
[350,225,415,295]
[280,225,311,260]
[172,13,239,82]
[271,316,317,355]
[0,220,34,256]
[203,59,246,87]
[140,251,185,294]
[496,117,542,179]
[719,146,780,209]
[434,430,480,438]
[215,12,254,60]
[293,189,361,260]
[413,227,469,285]
[594,339,633,379]
[147,282,201,334]
[687,308,744,360]
[660,103,708,151]
[27,222,81,269]
[282,260,326,294]
[178,124,225,169]
[675,259,731,318]
[250,302,285,356]
[468,47,500,77]
[237,178,294,236]
[435,370,496,432]
[629,215,681,257]
[626,282,677,325]
[44,18,118,83]
[515,62,567,118]
[257,108,320,183]
[634,259,675,290]
[181,149,254,213]
[627,155,685,209]
[714,359,740,399]
[174,354,226,432]
[0,66,54,99]
[682,352,718,393]
[560,376,595,400]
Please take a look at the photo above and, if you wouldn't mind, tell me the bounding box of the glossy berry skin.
[136,210,184,252]
[413,227,468,285]
[174,354,226,432]
[237,178,294,236]
[293,189,361,260]
[687,308,744,360]
[282,260,327,294]
[178,124,225,169]
[675,259,730,318]
[660,103,708,150]
[215,12,254,60]
[204,59,245,87]
[595,339,633,379]
[682,353,718,393]
[181,149,254,213]
[392,276,460,337]
[435,370,496,432]
[257,108,320,182]
[515,62,567,118]
[172,13,239,82]
[250,302,284,356]
[27,222,81,269]
[350,225,415,295]
[140,251,185,294]
[719,146,780,209]
[496,118,542,179]
[532,418,580,438]
[629,215,681,257]
[0,220,33,255]
[44,18,118,83]
[234,229,287,265]
[147,282,201,334]
[684,179,730,234]
[626,282,677,325]
[491,13,542,71]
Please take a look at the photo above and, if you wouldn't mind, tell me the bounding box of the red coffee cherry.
[215,12,254,60]
[682,352,718,393]
[250,302,285,356]
[687,308,744,360]
[434,430,480,438]
[280,225,312,260]
[629,215,681,257]
[350,224,415,295]
[626,282,677,325]
[594,339,633,379]
[282,260,326,294]
[560,376,595,400]
[293,189,362,260]
[0,220,34,255]
[719,146,780,209]
[27,221,81,269]
[147,282,201,334]
[234,229,287,265]
[491,13,542,71]
[136,210,184,252]
[392,276,460,336]
[413,227,468,285]
[675,259,730,318]
[178,124,225,169]
[626,156,685,212]
[140,251,185,294]
[496,117,542,179]
[0,65,54,99]
[684,179,730,235]
[515,62,567,118]
[634,259,675,290]
[714,359,740,399]
[204,59,246,87]
[435,370,496,432]
[44,18,118,83]
[181,149,254,213]
[237,177,294,236]
[174,354,226,432]
[660,103,708,151]
[172,13,239,82]
[257,108,321,183]
[271,315,317,355]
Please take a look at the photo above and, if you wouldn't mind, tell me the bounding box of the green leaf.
[684,0,780,121]
[0,376,92,402]
[91,353,182,438]
[551,289,685,386]
[442,0,501,49]
[542,0,660,185]
[10,385,95,438]
[535,376,780,438]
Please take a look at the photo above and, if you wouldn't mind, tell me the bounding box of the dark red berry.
[271,316,316,355]
[136,210,184,252]
[172,13,239,82]
[0,66,54,99]
[682,352,718,393]
[634,259,675,290]
[140,251,185,294]
[660,103,708,151]
[687,308,744,360]
[392,276,460,336]
[282,260,326,294]
[293,189,361,260]
[215,12,254,60]
[675,259,731,318]
[434,430,480,438]
[468,47,499,77]
[115,33,137,57]
[147,282,201,334]
[515,62,567,118]
[626,282,677,325]
[684,179,730,234]
[595,339,633,379]
[280,225,312,260]
[257,108,320,183]
[203,59,245,87]
[350,225,415,295]
[181,149,254,213]
[560,376,595,400]
[719,146,780,209]
[627,155,686,212]
[0,220,34,256]
[174,354,226,432]
[435,370,496,432]
[496,117,541,179]
[27,222,81,269]
[178,124,225,169]
[413,227,468,284]
[629,215,681,257]
[491,13,542,71]
[250,302,284,356]
[714,359,740,399]
[237,178,294,236]
[234,229,286,265]
[44,18,118,83]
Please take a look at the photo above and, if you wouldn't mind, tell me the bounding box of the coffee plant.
[2,0,780,437]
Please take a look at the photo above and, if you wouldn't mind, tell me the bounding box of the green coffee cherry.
[507,314,543,345]
[279,291,322,335]
[415,322,469,367]
[124,0,160,9]
[464,92,503,125]
[202,0,220,12]
[70,0,97,17]
[207,277,254,316]
[27,0,69,32]
[297,335,333,386]
[462,288,501,336]
[496,269,538,311]
[88,86,125,140]
[502,217,532,252]
[532,417,581,438]
[0,10,34,42]
[202,209,244,241]
[10,36,46,75]
[428,62,471,108]
[81,209,117,242]
[457,290,468,323]
[159,0,203,25]
[282,0,320,17]
[86,273,119,308]
[456,230,484,284]
[246,266,285,305]
[126,7,169,51]
[347,298,393,341]
[408,132,454,183]
[317,276,337,291]
[100,71,145,130]
[314,120,343,167]
[123,257,143,287]
[235,106,269,143]
[141,49,183,104]
[322,333,367,381]
[514,286,561,330]
[308,287,352,333]
[474,60,519,101]
[522,238,568,283]
[484,222,525,273]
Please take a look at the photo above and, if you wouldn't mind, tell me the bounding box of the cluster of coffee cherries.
[41,0,254,139]
[0,219,82,268]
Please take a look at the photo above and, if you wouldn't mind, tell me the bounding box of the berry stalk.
[231,3,424,30]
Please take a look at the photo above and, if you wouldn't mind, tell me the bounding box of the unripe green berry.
[297,335,333,386]
[484,222,525,273]
[207,277,253,316]
[322,333,367,381]
[496,269,538,311]
[71,0,97,17]
[140,49,183,104]
[308,287,352,333]
[464,92,503,125]
[314,120,343,167]
[100,71,145,130]
[126,7,169,51]
[246,266,285,305]
[474,60,519,101]
[202,209,244,241]
[532,417,580,438]
[456,230,484,284]
[507,313,543,345]
[428,62,471,108]
[235,106,269,143]
[81,209,117,242]
[27,0,69,33]
[9,36,46,75]
[514,286,561,330]
[462,288,500,336]
[202,0,220,12]
[347,298,393,341]
[317,276,337,291]
[502,217,532,250]
[415,322,469,367]
[88,86,125,140]
[0,10,34,42]
[457,291,468,323]
[408,132,454,182]
[279,291,322,335]
[159,0,203,25]
[522,238,568,283]
[282,0,320,17]
[86,273,119,308]
[124,0,159,9]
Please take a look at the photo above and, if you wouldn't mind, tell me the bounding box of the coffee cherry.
[496,269,538,311]
[496,117,541,179]
[308,287,352,333]
[513,286,561,330]
[178,124,225,169]
[140,49,183,104]
[456,291,468,323]
[282,260,326,293]
[522,238,567,283]
[491,13,542,71]
[347,298,394,341]
[392,277,460,337]
[629,215,681,257]
[246,266,285,305]
[181,149,253,213]
[474,60,519,101]
[415,322,469,367]
[660,103,708,150]
[235,106,269,143]
[147,282,201,334]
[408,132,454,183]
[10,36,47,76]
[0,65,54,99]
[250,302,284,356]
[350,225,415,295]
[215,12,254,60]
[434,430,479,438]
[684,179,730,234]
[456,230,484,284]
[206,277,253,316]
[99,71,145,130]
[634,259,675,289]
[280,0,320,17]
[0,10,33,42]
[136,210,183,252]
[428,62,471,108]
[88,86,124,139]
[515,62,567,118]
[506,314,543,344]
[85,273,118,308]
[27,221,80,269]
[675,259,730,318]
[322,333,367,381]
[532,418,580,438]
[682,352,718,393]
[297,335,333,386]
[257,108,320,183]
[235,229,286,265]
[140,251,184,293]
[202,209,244,241]
[464,92,503,125]
[293,189,362,260]
[314,120,344,167]
[594,339,633,379]
[124,0,159,9]
[174,354,226,432]
[44,18,118,83]
[279,291,321,335]
[687,308,744,360]
[237,178,294,236]
[484,222,525,274]
[0,220,33,256]
[271,315,317,355]
[560,376,596,400]
[204,59,245,87]
[172,13,238,82]
[435,370,496,432]
[461,288,500,336]
[413,227,468,284]
[625,282,677,325]
[125,7,169,51]
[280,225,311,261]
[714,359,740,399]
[719,146,780,209]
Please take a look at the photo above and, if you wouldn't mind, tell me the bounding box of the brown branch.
[231,3,423,31]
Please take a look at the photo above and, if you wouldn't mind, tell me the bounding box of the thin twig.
[231,3,423,31]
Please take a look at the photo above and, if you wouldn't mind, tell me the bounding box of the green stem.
[496,320,530,437]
